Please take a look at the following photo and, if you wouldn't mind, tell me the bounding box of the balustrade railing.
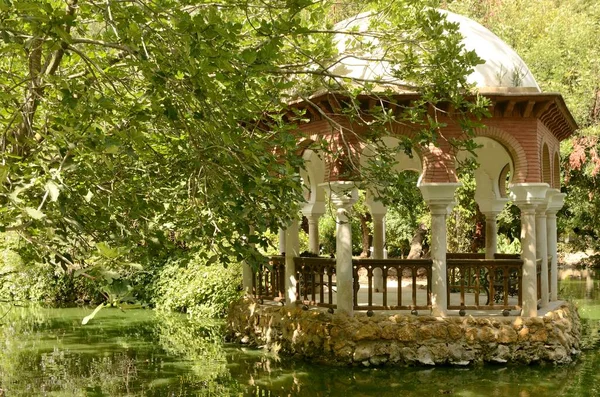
[447,258,523,310]
[252,256,285,302]
[254,253,529,313]
[294,257,337,308]
[352,259,432,311]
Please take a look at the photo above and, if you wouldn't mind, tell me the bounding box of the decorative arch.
[542,142,551,185]
[456,136,513,204]
[359,136,423,175]
[300,148,326,203]
[553,151,561,189]
[472,126,528,184]
[498,164,511,198]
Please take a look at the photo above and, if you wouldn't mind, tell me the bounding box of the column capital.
[365,196,387,217]
[545,188,566,214]
[322,181,358,209]
[477,198,509,215]
[484,212,499,221]
[418,182,460,214]
[301,200,326,218]
[509,183,549,208]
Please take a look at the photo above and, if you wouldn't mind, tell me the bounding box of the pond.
[1,273,600,396]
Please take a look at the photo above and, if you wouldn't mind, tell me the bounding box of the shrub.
[0,233,102,303]
[152,252,242,318]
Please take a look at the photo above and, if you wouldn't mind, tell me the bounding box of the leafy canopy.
[1,0,485,289]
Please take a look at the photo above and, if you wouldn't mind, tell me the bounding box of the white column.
[284,219,300,307]
[366,196,387,292]
[546,189,565,301]
[510,183,548,317]
[476,198,507,259]
[536,207,549,307]
[546,212,558,300]
[325,182,358,316]
[302,201,325,255]
[484,213,498,260]
[419,183,460,317]
[519,204,538,317]
[307,215,320,254]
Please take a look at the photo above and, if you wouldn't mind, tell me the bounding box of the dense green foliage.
[1,0,489,310]
[4,0,598,314]
[152,254,242,318]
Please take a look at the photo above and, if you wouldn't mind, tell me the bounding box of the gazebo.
[241,10,577,319]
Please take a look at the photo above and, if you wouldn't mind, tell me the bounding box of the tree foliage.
[0,0,491,308]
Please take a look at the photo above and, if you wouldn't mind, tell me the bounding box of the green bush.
[497,234,522,254]
[0,233,102,303]
[152,252,242,318]
[0,262,102,304]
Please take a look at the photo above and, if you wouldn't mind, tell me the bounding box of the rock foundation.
[226,297,581,366]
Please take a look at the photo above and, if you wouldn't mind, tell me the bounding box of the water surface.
[1,274,600,396]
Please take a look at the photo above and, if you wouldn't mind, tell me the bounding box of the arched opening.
[498,164,511,198]
[454,137,516,254]
[553,152,561,189]
[542,143,551,185]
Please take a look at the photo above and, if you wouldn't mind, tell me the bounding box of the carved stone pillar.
[325,182,358,316]
[302,201,326,255]
[510,183,548,317]
[476,199,507,259]
[365,196,387,292]
[536,207,549,307]
[284,219,300,307]
[419,183,460,317]
[545,189,565,301]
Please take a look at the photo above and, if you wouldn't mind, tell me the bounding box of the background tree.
[444,0,600,253]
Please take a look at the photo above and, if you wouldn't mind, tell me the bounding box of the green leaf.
[96,242,121,259]
[100,270,120,283]
[45,181,60,202]
[125,262,143,270]
[82,303,105,325]
[25,207,45,220]
[0,165,8,184]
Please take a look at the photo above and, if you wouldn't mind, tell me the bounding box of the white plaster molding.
[509,183,549,207]
[301,200,326,217]
[365,196,387,216]
[321,181,359,208]
[477,197,509,214]
[418,182,460,213]
[545,188,566,213]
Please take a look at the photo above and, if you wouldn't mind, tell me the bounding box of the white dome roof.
[330,9,540,93]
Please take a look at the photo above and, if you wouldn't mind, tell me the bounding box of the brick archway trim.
[473,126,528,184]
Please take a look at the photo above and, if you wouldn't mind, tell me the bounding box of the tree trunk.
[359,212,372,258]
[301,216,309,234]
[470,207,486,253]
[407,223,428,259]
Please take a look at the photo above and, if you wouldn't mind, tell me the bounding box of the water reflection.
[0,306,241,395]
[1,273,600,396]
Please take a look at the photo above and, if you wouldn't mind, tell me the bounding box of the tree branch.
[70,38,136,54]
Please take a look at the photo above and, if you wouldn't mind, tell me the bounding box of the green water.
[1,276,600,396]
